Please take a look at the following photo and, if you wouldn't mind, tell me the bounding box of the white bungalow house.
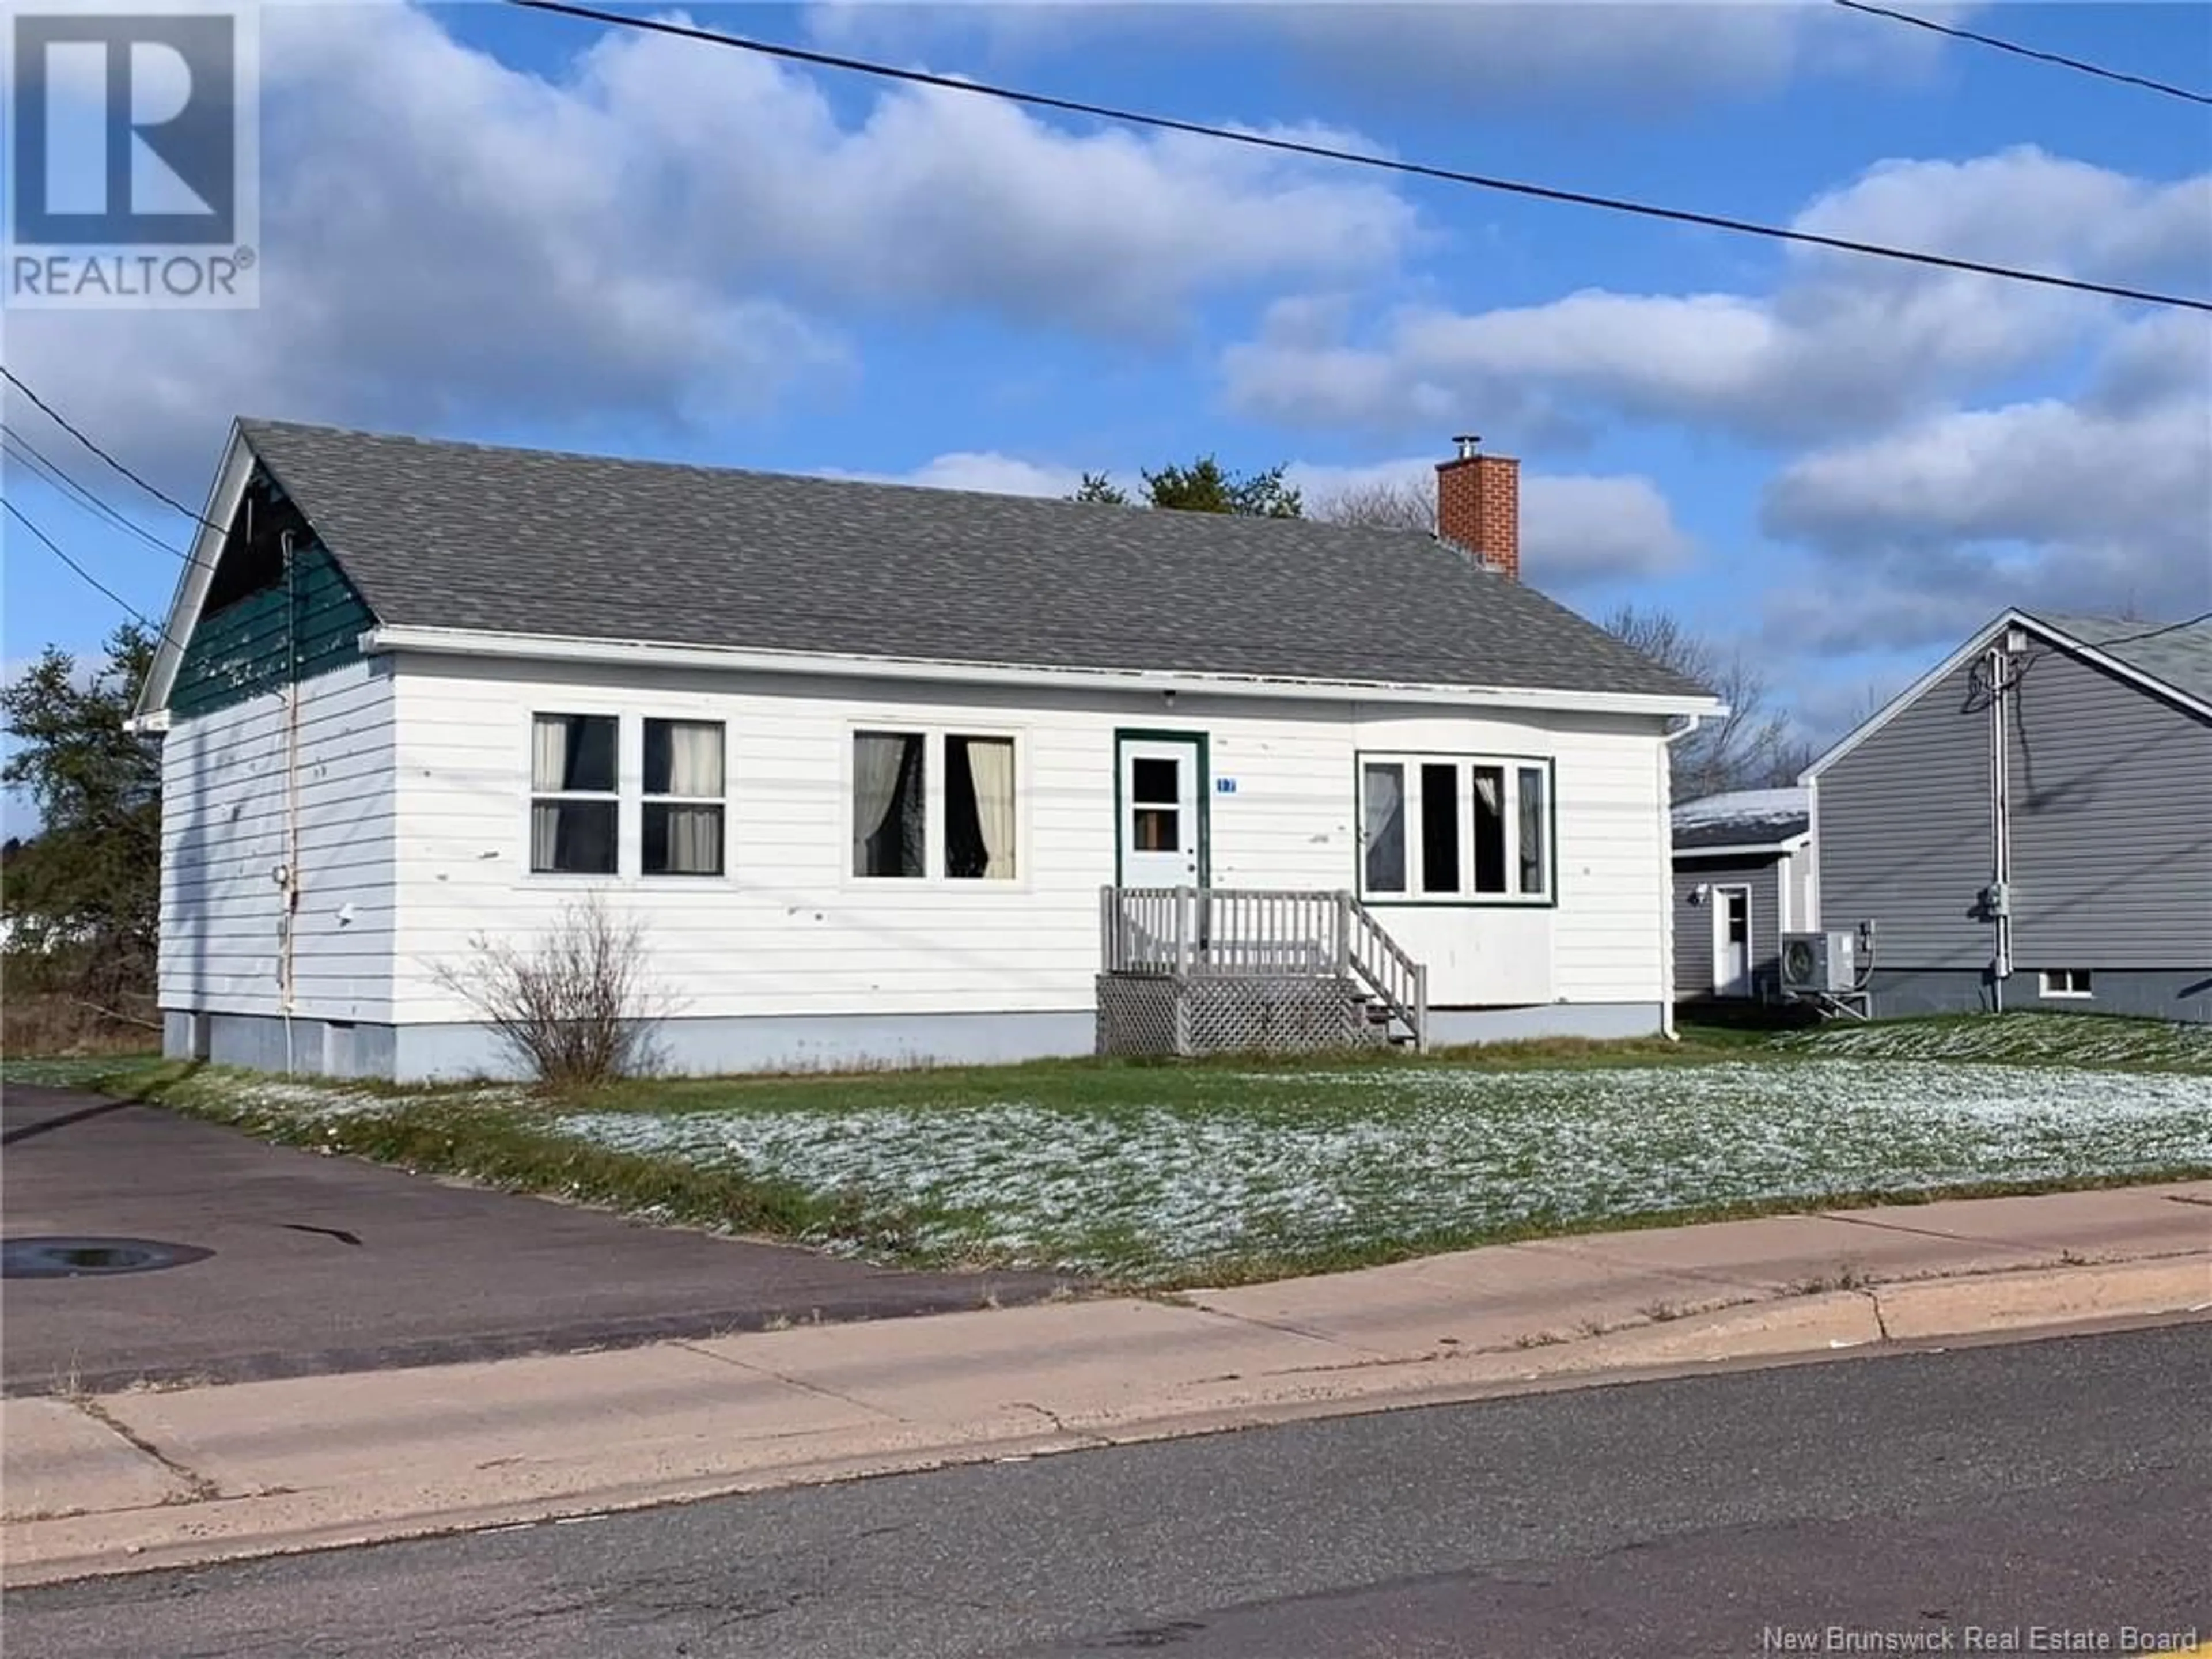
[137,422,1721,1080]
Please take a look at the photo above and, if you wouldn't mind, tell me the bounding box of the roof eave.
[359,624,1726,718]
[1672,832,1812,859]
[1801,608,2212,783]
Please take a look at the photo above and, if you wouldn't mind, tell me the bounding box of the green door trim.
[1112,728,1211,888]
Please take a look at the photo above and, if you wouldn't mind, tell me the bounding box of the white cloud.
[1757,319,2212,661]
[1223,148,2201,444]
[821,452,1088,497]
[1290,454,1696,583]
[810,1,1961,108]
[2,2,1414,496]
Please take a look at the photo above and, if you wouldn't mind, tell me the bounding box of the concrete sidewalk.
[6,1182,2207,1586]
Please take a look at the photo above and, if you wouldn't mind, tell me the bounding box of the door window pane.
[1131,756,1179,804]
[1517,766,1547,896]
[1134,807,1180,851]
[854,732,926,877]
[1419,763,1460,893]
[1362,762,1406,894]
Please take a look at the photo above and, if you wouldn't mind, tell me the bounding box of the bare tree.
[1604,605,1812,800]
[1310,478,1435,533]
[430,896,676,1089]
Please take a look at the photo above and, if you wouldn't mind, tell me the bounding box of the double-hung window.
[643,719,726,876]
[531,714,619,874]
[529,713,728,877]
[1358,755,1551,902]
[853,730,1018,881]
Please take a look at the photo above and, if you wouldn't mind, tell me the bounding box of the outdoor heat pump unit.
[1780,931,1858,995]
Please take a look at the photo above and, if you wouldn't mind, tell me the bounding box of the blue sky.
[4,1,2209,759]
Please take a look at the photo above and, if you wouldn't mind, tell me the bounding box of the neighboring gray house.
[1670,789,1814,1003]
[1803,609,2212,1022]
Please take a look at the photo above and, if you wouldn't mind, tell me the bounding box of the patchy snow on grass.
[550,1059,2212,1281]
[169,1074,527,1123]
[1773,1013,2212,1071]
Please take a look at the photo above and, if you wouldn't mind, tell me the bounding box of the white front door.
[1119,735,1203,888]
[1714,886,1752,997]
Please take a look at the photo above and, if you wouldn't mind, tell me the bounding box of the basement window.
[2038,969,2094,999]
[530,713,619,874]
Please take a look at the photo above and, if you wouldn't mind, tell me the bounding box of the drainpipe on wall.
[1657,714,1704,1041]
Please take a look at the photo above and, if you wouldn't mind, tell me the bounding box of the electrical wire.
[2,498,184,652]
[0,366,226,532]
[2,425,199,565]
[504,0,2212,314]
[2080,610,2212,649]
[1831,0,2212,107]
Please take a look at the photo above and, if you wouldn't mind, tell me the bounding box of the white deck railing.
[1099,886,1428,1051]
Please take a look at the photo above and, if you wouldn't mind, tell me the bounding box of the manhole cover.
[1,1237,214,1278]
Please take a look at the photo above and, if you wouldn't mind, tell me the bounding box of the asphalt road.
[0,1084,1062,1393]
[9,1325,2206,1658]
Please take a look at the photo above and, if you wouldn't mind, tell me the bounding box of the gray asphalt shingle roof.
[236,419,1711,701]
[2026,611,2212,707]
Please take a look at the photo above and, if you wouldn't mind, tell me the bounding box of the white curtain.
[663,722,722,797]
[531,717,569,869]
[1363,763,1404,891]
[853,733,907,874]
[966,738,1016,879]
[1474,770,1502,816]
[532,714,569,791]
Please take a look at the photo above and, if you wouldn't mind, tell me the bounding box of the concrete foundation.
[162,999,1675,1081]
[1865,968,2212,1023]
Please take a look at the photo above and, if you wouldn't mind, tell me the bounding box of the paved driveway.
[1,1085,1063,1395]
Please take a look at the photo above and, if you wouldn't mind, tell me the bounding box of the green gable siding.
[171,540,375,719]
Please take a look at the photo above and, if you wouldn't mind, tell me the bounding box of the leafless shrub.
[1312,478,1437,534]
[429,896,675,1090]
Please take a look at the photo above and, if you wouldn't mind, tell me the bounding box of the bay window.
[1355,753,1552,903]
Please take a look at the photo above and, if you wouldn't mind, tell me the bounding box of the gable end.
[169,467,378,719]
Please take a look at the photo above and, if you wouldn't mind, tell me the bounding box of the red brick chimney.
[1435,434,1520,579]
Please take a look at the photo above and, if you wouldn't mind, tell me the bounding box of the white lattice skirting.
[1094,974,1389,1058]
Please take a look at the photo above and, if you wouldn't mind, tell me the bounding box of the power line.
[0,366,226,533]
[2,425,198,565]
[506,0,2212,314]
[1831,0,2212,107]
[2,498,183,652]
[2082,610,2212,649]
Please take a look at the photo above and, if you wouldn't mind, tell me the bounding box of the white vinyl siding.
[382,658,1675,1025]
[157,658,397,1021]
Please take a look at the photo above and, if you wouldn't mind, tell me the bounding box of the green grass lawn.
[33,1012,2210,1287]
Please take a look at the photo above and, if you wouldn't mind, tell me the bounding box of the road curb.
[5,1253,2203,1588]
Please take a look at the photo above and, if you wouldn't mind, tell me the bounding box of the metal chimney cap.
[1452,434,1482,460]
